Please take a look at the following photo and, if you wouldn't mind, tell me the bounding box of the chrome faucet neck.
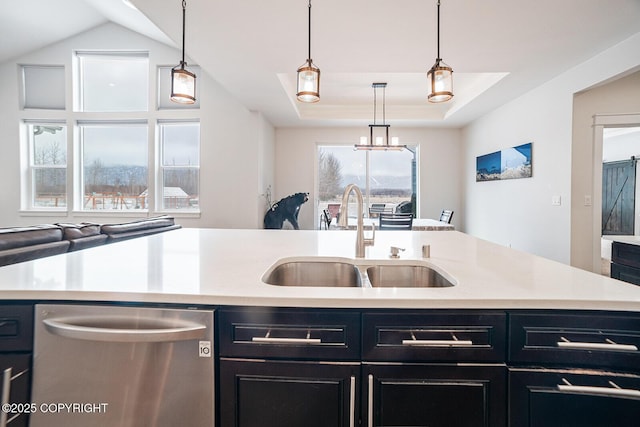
[338,184,374,257]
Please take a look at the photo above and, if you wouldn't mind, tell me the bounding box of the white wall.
[275,127,463,230]
[0,23,269,229]
[256,112,276,226]
[462,32,640,265]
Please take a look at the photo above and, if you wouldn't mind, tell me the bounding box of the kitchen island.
[2,228,640,427]
[0,227,638,310]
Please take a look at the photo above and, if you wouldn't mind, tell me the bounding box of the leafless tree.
[318,151,343,200]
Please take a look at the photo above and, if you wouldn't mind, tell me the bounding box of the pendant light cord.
[436,0,441,61]
[373,85,377,125]
[181,0,187,66]
[307,0,312,61]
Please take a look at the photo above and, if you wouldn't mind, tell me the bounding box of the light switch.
[552,195,561,206]
[584,195,592,206]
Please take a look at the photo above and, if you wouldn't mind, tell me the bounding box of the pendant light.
[355,83,405,151]
[170,0,196,104]
[296,0,320,103]
[427,0,453,103]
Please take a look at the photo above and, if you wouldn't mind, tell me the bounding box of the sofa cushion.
[0,240,70,267]
[57,223,102,240]
[0,225,63,251]
[67,234,108,252]
[100,216,176,235]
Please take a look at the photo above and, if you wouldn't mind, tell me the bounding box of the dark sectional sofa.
[0,216,180,267]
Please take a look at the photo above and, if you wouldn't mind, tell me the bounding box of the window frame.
[76,120,149,212]
[316,144,419,226]
[157,120,201,213]
[24,120,68,211]
[20,48,202,218]
[74,50,150,113]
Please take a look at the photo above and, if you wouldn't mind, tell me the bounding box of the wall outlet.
[552,195,561,206]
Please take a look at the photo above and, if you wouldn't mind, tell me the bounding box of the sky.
[320,145,416,177]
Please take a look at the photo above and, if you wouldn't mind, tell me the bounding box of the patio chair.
[439,209,454,224]
[378,213,414,230]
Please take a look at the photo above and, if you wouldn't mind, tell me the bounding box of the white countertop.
[1,228,640,311]
[605,235,640,247]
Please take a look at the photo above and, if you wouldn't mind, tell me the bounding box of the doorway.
[602,159,636,235]
[597,124,640,274]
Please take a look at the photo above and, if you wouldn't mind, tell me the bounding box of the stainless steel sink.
[365,264,455,288]
[263,260,362,287]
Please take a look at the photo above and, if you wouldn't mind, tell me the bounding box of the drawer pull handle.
[252,329,321,344]
[557,337,638,352]
[402,331,473,347]
[558,378,640,399]
[368,374,374,427]
[349,376,356,427]
[401,339,473,346]
[1,367,12,427]
[251,337,322,344]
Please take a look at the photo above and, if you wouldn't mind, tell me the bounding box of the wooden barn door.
[602,159,636,235]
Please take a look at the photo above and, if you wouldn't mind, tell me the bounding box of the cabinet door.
[0,354,31,427]
[364,364,506,427]
[219,359,360,427]
[510,368,640,427]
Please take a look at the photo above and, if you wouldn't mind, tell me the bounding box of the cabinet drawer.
[218,307,360,360]
[612,241,640,269]
[362,311,506,362]
[509,368,640,427]
[611,262,640,286]
[0,305,33,352]
[509,311,640,372]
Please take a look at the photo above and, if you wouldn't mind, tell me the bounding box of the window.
[158,121,200,210]
[21,48,201,216]
[27,123,67,208]
[76,51,149,112]
[79,122,148,210]
[21,65,65,110]
[317,145,417,226]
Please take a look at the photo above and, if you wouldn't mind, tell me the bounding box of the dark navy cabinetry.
[0,304,33,427]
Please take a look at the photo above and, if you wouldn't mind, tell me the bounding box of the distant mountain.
[342,174,411,190]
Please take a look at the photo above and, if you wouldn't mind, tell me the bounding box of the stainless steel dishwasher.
[30,304,214,427]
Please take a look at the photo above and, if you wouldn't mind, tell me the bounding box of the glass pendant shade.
[296,60,320,103]
[171,64,196,104]
[427,61,453,103]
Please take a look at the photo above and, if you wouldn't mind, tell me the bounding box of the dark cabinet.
[0,304,33,427]
[509,368,640,427]
[509,311,640,372]
[362,311,507,427]
[508,310,640,427]
[219,359,359,427]
[364,364,506,427]
[611,241,640,285]
[218,307,361,427]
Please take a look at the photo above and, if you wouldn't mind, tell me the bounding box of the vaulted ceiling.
[2,0,639,127]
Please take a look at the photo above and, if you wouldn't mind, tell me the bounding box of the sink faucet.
[338,184,375,257]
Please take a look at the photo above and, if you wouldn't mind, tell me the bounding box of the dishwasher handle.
[42,316,207,343]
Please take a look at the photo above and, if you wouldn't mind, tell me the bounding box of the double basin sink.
[262,257,456,288]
